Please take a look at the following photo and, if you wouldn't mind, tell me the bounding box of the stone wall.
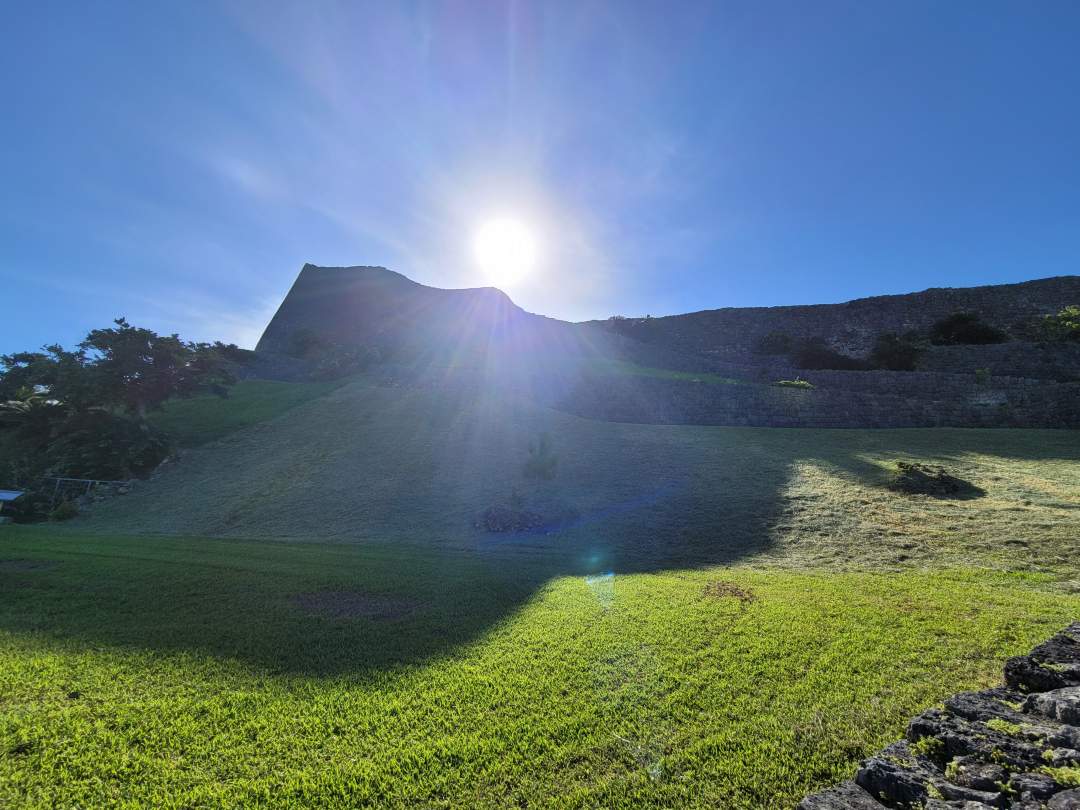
[918,343,1080,382]
[799,622,1080,809]
[597,276,1080,362]
[557,373,1080,429]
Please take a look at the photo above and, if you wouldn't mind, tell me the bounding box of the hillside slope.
[86,377,1080,576]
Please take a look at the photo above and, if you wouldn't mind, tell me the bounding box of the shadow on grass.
[0,412,1075,677]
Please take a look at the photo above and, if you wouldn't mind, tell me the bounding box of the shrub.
[6,490,52,523]
[752,331,794,356]
[773,378,814,389]
[869,332,923,371]
[310,345,380,381]
[790,338,869,370]
[523,433,558,480]
[49,500,79,522]
[45,411,170,480]
[287,328,327,359]
[974,368,991,385]
[929,312,1007,345]
[1038,305,1080,342]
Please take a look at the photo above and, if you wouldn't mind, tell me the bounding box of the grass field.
[2,529,1078,808]
[3,376,1079,807]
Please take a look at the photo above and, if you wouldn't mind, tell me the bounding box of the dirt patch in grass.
[703,580,758,604]
[0,559,59,573]
[291,590,424,621]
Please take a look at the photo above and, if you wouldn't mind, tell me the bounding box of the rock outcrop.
[799,622,1080,809]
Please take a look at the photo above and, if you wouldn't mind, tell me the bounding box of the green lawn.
[3,377,1079,807]
[1,528,1077,808]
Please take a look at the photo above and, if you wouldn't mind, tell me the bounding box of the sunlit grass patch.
[0,528,1077,808]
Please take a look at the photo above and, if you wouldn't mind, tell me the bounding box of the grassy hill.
[2,374,1078,807]
[91,375,1079,577]
[148,379,347,448]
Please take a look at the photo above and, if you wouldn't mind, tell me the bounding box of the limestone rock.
[1025,687,1080,725]
[1048,789,1080,809]
[797,780,885,809]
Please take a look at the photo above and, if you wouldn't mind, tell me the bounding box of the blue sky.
[3,1,1080,352]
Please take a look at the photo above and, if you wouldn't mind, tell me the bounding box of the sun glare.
[473,217,537,288]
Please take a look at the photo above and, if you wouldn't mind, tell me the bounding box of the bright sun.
[473,217,537,287]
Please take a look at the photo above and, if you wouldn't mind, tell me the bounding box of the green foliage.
[48,500,78,522]
[4,489,52,523]
[869,333,923,371]
[1038,305,1080,343]
[975,367,991,385]
[0,318,237,487]
[1,527,1077,808]
[985,717,1022,735]
[287,327,327,359]
[1040,766,1080,787]
[523,432,558,480]
[80,318,235,417]
[283,329,380,380]
[44,411,170,479]
[929,312,1008,346]
[790,338,870,370]
[310,345,381,381]
[774,378,814,389]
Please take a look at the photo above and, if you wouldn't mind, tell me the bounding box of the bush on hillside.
[310,345,381,381]
[929,312,1007,345]
[49,500,79,522]
[287,328,328,359]
[790,338,870,370]
[44,411,170,480]
[5,489,52,523]
[869,332,924,371]
[1038,305,1080,343]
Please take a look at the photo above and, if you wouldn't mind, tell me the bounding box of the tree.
[790,337,870,370]
[1,318,237,492]
[869,332,923,371]
[929,312,1007,346]
[80,318,234,418]
[1039,305,1080,342]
